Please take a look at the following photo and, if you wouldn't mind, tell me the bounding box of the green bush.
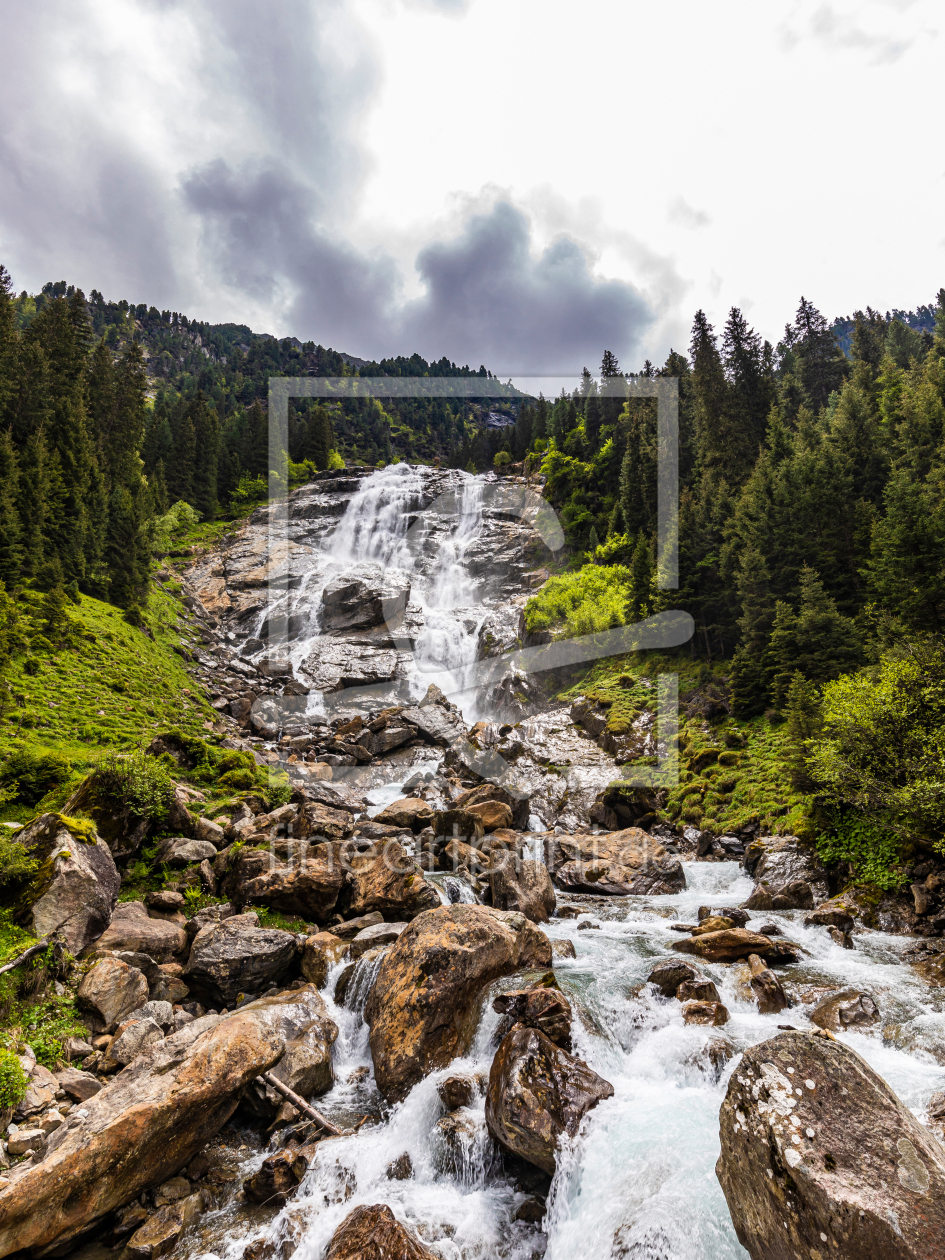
[0,831,37,887]
[524,565,633,638]
[152,500,201,552]
[0,749,73,806]
[816,812,907,891]
[0,1047,28,1109]
[217,768,256,791]
[96,748,174,825]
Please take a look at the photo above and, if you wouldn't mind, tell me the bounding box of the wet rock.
[698,906,750,928]
[0,1004,290,1255]
[809,989,879,1032]
[12,813,120,955]
[242,986,339,1117]
[747,953,790,1014]
[677,978,720,1003]
[239,855,344,922]
[324,1204,436,1260]
[153,1175,192,1205]
[485,1024,614,1174]
[770,880,815,910]
[438,1075,480,1110]
[493,985,572,1048]
[682,1000,729,1026]
[551,939,576,960]
[432,807,485,844]
[743,835,829,901]
[331,911,384,940]
[805,902,856,932]
[399,704,465,747]
[828,926,855,949]
[741,885,773,912]
[512,1197,545,1224]
[94,902,188,963]
[489,852,556,924]
[321,567,411,632]
[243,1145,316,1205]
[928,1091,945,1140]
[373,798,435,830]
[342,841,441,921]
[671,928,788,964]
[349,921,406,957]
[547,829,685,897]
[465,799,514,831]
[646,958,699,997]
[300,639,400,692]
[184,914,300,1006]
[122,1193,203,1260]
[716,1028,945,1260]
[386,1153,413,1180]
[691,915,735,935]
[300,932,350,987]
[365,904,552,1102]
[77,957,150,1032]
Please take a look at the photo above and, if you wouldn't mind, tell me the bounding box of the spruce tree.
[627,531,654,623]
[768,566,863,706]
[0,429,22,586]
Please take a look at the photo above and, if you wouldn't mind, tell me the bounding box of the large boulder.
[341,841,441,921]
[325,1205,436,1260]
[239,855,344,922]
[671,928,794,963]
[295,801,356,842]
[0,1006,288,1255]
[489,852,556,923]
[485,1024,613,1174]
[493,984,572,1048]
[157,838,218,868]
[809,989,879,1032]
[77,957,149,1032]
[10,813,119,955]
[93,901,188,963]
[716,1029,945,1260]
[238,986,338,1116]
[364,904,552,1102]
[546,829,685,896]
[320,567,411,632]
[300,640,400,692]
[743,834,830,902]
[373,798,434,830]
[455,781,530,831]
[183,914,299,1006]
[398,704,465,747]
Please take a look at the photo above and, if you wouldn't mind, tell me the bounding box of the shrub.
[524,565,633,638]
[217,768,256,791]
[152,500,201,552]
[96,748,174,825]
[0,1047,27,1109]
[0,749,73,806]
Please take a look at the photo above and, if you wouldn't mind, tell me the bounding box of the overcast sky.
[0,0,941,378]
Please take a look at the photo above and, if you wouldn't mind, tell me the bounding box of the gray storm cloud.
[0,0,656,369]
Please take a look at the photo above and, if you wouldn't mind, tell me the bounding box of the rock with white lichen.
[716,1029,945,1259]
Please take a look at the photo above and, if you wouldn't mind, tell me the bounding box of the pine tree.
[191,395,220,519]
[768,566,863,706]
[0,429,22,586]
[627,531,654,623]
[790,297,848,412]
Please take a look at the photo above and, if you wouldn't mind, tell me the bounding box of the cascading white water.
[282,464,488,706]
[187,860,945,1260]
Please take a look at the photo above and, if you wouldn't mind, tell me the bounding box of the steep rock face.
[716,1029,945,1260]
[320,566,411,632]
[485,1024,613,1174]
[0,1008,286,1256]
[11,813,119,955]
[364,904,552,1102]
[547,829,685,896]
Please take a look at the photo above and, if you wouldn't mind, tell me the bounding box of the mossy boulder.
[7,813,120,954]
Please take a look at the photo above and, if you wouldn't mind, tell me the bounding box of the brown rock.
[677,978,720,1003]
[122,1193,202,1260]
[373,798,434,831]
[810,989,879,1032]
[325,1205,436,1260]
[805,903,856,932]
[645,958,699,997]
[489,852,556,924]
[242,1146,315,1205]
[741,885,773,912]
[300,932,350,987]
[493,985,572,1048]
[241,986,338,1117]
[54,1067,102,1103]
[681,1000,729,1026]
[716,1029,945,1260]
[440,838,488,871]
[145,891,186,914]
[770,880,815,910]
[364,905,552,1102]
[691,916,735,936]
[240,856,344,922]
[295,800,355,842]
[431,807,485,844]
[0,1006,289,1255]
[94,902,188,963]
[183,915,300,1006]
[465,800,513,832]
[343,841,441,921]
[485,1024,614,1174]
[437,1075,479,1110]
[331,912,385,939]
[552,939,576,960]
[671,928,785,963]
[386,1153,413,1180]
[77,957,149,1032]
[547,829,685,896]
[747,952,790,1014]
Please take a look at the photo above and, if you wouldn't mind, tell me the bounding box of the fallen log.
[256,1070,344,1135]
